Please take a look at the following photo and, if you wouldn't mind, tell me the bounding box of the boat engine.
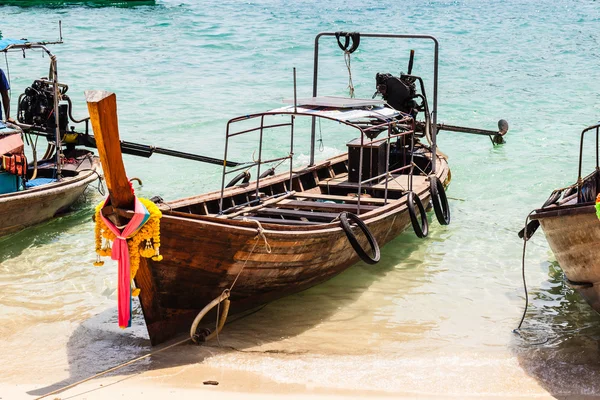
[374,73,422,116]
[17,79,69,134]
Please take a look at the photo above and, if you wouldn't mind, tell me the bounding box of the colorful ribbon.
[99,196,150,328]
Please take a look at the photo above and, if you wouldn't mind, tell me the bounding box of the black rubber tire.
[226,171,251,188]
[562,187,576,199]
[542,190,562,208]
[259,167,276,179]
[339,212,380,265]
[407,191,429,238]
[430,176,450,225]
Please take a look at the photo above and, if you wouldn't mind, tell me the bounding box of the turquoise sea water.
[2,0,600,397]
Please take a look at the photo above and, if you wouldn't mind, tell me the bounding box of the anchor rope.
[193,219,271,345]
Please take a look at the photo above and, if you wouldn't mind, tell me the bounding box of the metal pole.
[256,115,265,201]
[293,67,298,114]
[219,123,232,213]
[51,55,62,178]
[309,34,322,167]
[289,115,294,192]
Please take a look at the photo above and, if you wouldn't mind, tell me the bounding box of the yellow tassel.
[93,261,104,267]
[152,254,163,262]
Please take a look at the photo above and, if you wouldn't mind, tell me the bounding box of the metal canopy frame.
[219,108,415,215]
[310,32,439,173]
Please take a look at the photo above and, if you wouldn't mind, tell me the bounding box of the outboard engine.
[17,79,69,134]
[375,73,420,116]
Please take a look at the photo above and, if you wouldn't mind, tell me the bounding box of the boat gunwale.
[531,201,595,220]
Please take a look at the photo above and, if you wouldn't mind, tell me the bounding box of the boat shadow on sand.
[514,261,600,398]
[28,229,438,397]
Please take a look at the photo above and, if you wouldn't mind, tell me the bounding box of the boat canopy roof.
[269,96,402,123]
[0,38,61,52]
[0,39,27,52]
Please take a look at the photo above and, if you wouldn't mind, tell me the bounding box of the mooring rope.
[35,335,192,400]
[344,51,355,99]
[191,219,272,344]
[514,210,535,333]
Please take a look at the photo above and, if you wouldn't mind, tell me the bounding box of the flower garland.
[94,197,163,297]
[596,193,600,219]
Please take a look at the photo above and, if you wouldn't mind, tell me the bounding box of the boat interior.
[166,98,438,226]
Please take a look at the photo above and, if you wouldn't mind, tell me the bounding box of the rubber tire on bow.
[430,176,450,225]
[259,167,276,179]
[562,186,576,199]
[542,190,562,208]
[226,171,251,188]
[339,212,380,265]
[407,191,429,238]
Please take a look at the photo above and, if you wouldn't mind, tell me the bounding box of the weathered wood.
[218,191,296,219]
[85,91,134,211]
[535,202,600,313]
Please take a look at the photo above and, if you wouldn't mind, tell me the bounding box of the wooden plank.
[256,208,339,221]
[272,200,378,213]
[85,90,134,211]
[233,215,322,226]
[294,192,391,205]
[218,191,296,219]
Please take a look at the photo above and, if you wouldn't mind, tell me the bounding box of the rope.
[344,51,355,99]
[34,336,192,400]
[215,219,272,344]
[514,210,535,333]
[191,219,272,344]
[318,117,324,152]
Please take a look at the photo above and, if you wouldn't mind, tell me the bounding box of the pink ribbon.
[99,197,150,328]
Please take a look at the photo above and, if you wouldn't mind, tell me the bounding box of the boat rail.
[218,108,416,215]
[577,122,600,203]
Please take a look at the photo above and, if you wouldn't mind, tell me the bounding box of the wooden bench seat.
[257,208,339,222]
[275,200,378,213]
[233,215,321,226]
[294,192,392,205]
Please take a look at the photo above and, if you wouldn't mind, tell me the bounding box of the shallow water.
[2,0,600,398]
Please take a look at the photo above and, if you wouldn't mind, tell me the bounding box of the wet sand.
[0,332,569,400]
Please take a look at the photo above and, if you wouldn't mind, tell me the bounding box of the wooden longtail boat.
[0,39,100,238]
[529,122,600,313]
[90,32,504,345]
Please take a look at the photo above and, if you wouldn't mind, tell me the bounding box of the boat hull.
[0,161,100,237]
[135,156,451,345]
[534,204,600,312]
